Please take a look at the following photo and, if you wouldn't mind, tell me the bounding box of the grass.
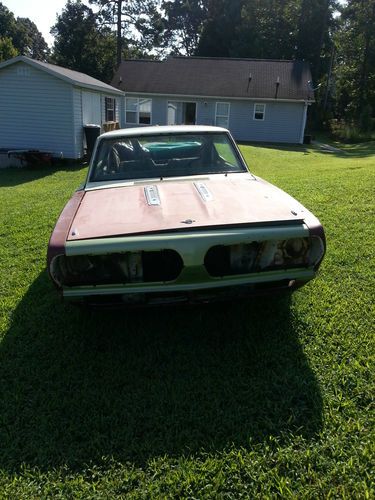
[0,143,374,498]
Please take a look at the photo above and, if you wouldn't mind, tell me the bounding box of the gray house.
[112,57,314,144]
[0,56,124,159]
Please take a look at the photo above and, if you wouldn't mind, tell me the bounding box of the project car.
[47,125,325,306]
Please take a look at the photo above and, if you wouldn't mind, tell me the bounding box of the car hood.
[67,174,306,241]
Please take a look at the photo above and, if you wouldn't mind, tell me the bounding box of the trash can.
[84,124,101,160]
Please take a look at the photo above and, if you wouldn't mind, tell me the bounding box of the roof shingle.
[112,57,313,101]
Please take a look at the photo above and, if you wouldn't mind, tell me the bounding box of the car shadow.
[0,272,323,472]
[0,162,87,188]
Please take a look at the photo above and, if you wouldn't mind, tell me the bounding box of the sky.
[2,0,91,47]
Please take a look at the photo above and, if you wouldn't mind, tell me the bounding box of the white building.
[0,56,124,159]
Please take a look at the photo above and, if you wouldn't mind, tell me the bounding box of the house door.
[167,102,178,125]
[82,91,101,125]
[167,101,196,125]
[183,102,196,124]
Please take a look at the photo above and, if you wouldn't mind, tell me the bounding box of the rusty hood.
[67,174,306,241]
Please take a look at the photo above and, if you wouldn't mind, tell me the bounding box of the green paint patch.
[0,146,374,498]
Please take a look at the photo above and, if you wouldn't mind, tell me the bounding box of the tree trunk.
[116,0,123,68]
[315,0,331,80]
[323,44,335,110]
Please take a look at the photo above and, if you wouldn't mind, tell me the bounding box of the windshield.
[89,132,247,182]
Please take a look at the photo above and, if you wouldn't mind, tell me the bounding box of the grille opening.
[204,245,231,277]
[257,238,310,271]
[52,250,183,287]
[204,238,312,278]
[142,249,183,282]
[205,243,260,277]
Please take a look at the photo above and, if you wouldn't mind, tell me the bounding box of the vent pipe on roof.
[275,76,280,98]
[247,72,252,92]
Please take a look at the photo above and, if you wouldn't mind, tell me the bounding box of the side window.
[213,135,241,168]
[253,103,266,121]
[215,102,230,128]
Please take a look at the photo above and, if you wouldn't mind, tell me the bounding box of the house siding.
[0,61,75,157]
[228,100,304,143]
[121,94,305,143]
[197,99,216,126]
[0,60,124,160]
[72,87,83,158]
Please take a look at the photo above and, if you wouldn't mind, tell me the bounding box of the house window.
[215,102,230,128]
[125,98,138,123]
[105,97,116,122]
[253,103,266,121]
[125,97,152,125]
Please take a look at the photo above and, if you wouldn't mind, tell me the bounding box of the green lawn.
[0,143,374,498]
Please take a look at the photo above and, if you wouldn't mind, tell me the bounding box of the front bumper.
[67,278,308,307]
[62,268,315,304]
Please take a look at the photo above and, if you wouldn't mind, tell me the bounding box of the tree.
[229,0,299,59]
[51,0,116,82]
[294,0,337,81]
[197,0,337,73]
[0,2,49,61]
[334,0,375,119]
[0,2,16,39]
[0,37,18,62]
[161,0,208,55]
[196,0,244,57]
[13,18,49,60]
[89,0,164,66]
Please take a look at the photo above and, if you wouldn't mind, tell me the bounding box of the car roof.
[100,125,228,139]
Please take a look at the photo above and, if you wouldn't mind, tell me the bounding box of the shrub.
[329,118,375,142]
